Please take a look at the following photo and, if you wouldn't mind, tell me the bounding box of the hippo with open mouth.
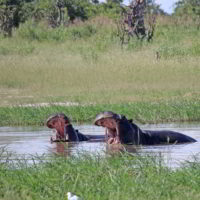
[94,111,197,145]
[46,113,104,142]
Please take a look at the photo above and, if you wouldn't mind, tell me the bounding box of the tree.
[63,0,91,22]
[91,0,99,4]
[0,0,34,36]
[117,0,161,45]
[174,0,200,16]
[106,0,123,4]
[174,0,200,28]
[146,0,166,15]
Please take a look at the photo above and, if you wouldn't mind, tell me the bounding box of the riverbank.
[0,98,200,126]
[0,152,200,200]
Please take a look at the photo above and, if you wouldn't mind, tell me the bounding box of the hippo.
[94,111,197,145]
[46,113,104,142]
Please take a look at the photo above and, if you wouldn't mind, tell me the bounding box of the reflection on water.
[0,123,200,168]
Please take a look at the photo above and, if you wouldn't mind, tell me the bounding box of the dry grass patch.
[0,43,200,106]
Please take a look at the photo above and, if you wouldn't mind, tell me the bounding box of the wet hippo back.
[65,125,89,142]
[143,130,197,144]
[76,130,89,141]
[65,124,79,141]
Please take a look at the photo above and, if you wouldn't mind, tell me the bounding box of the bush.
[17,19,99,42]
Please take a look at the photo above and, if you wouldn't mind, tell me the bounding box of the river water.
[0,123,200,168]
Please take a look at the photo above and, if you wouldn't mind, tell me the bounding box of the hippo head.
[94,111,121,128]
[46,113,70,128]
[94,111,138,145]
[46,113,71,140]
[94,111,122,144]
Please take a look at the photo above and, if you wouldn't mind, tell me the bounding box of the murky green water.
[0,123,200,168]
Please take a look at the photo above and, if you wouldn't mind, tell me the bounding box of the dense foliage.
[174,0,200,16]
[0,0,165,36]
[174,0,200,28]
[0,0,122,35]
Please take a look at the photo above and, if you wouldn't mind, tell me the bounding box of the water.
[0,123,200,168]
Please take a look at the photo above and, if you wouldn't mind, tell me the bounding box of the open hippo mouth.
[46,113,71,141]
[94,111,122,144]
[46,113,70,129]
[46,113,90,142]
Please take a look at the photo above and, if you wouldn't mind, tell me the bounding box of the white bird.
[67,192,82,200]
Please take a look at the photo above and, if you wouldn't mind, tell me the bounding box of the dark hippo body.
[65,124,88,142]
[46,113,104,142]
[65,124,104,142]
[94,111,197,145]
[130,122,196,145]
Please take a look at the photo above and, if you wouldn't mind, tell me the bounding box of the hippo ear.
[120,115,125,119]
[128,119,133,123]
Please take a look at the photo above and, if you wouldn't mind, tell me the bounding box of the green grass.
[0,16,200,125]
[0,98,200,126]
[0,152,200,200]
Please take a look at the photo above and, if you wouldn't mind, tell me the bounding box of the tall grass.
[0,152,200,200]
